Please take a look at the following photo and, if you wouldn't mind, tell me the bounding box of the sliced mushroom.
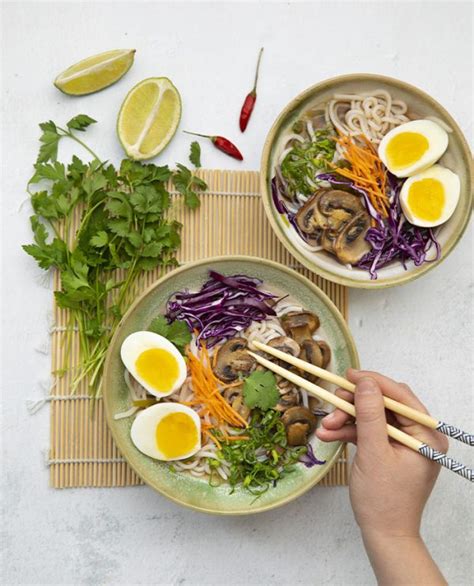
[295,192,323,237]
[281,406,318,446]
[308,396,322,413]
[318,190,364,231]
[321,229,338,253]
[316,341,331,369]
[275,387,301,412]
[334,211,371,265]
[298,339,323,380]
[223,386,242,403]
[267,336,300,357]
[295,189,331,234]
[213,338,256,382]
[281,311,320,344]
[223,387,250,420]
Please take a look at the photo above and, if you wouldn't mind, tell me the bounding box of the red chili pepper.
[184,131,243,161]
[239,47,264,132]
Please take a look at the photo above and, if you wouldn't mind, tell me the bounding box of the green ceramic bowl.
[103,256,359,514]
[261,73,473,289]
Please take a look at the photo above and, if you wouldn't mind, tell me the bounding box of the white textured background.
[1,1,473,585]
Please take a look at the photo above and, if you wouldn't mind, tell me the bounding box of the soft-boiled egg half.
[131,403,201,461]
[400,164,460,228]
[120,331,187,398]
[378,120,448,177]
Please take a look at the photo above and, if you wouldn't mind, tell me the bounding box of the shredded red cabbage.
[166,271,277,347]
[299,442,326,468]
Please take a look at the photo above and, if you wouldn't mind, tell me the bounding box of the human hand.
[316,370,449,540]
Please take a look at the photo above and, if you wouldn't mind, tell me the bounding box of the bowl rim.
[103,254,359,515]
[260,72,473,289]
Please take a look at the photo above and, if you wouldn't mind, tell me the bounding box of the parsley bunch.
[23,115,206,397]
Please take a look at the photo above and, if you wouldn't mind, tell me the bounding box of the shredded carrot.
[220,380,244,389]
[223,435,250,441]
[332,134,390,218]
[203,429,222,449]
[212,348,218,370]
[186,343,248,429]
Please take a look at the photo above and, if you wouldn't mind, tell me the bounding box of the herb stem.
[57,126,103,162]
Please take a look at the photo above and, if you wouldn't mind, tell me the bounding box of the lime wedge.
[117,77,182,160]
[54,49,136,96]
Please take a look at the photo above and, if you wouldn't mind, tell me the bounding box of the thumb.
[355,377,389,456]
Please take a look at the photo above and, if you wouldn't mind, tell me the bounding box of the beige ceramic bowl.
[260,73,473,288]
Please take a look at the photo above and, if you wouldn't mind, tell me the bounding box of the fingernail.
[357,377,378,395]
[347,367,359,375]
[323,412,336,423]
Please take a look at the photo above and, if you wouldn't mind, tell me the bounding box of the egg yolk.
[407,178,445,221]
[135,348,179,392]
[386,132,429,169]
[155,412,198,458]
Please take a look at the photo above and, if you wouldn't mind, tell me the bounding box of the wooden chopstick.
[248,350,474,483]
[253,341,474,447]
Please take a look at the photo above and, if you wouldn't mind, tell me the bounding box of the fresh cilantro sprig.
[35,114,99,165]
[23,115,207,397]
[148,315,191,354]
[189,141,201,168]
[243,370,280,410]
[172,163,206,209]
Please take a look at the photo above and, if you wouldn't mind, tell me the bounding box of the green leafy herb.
[189,141,201,168]
[243,370,280,410]
[35,115,99,165]
[172,163,206,209]
[281,127,337,198]
[23,116,207,397]
[214,410,306,495]
[148,315,191,354]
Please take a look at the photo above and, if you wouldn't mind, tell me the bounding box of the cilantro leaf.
[66,114,97,132]
[184,191,200,209]
[148,315,169,336]
[189,141,202,168]
[130,185,165,215]
[30,216,48,246]
[30,191,60,219]
[36,120,61,163]
[148,316,191,354]
[120,159,171,186]
[23,236,67,270]
[137,257,159,271]
[30,161,66,184]
[172,163,192,191]
[172,163,206,209]
[141,241,162,257]
[167,320,192,350]
[82,172,107,196]
[243,370,280,410]
[90,231,108,248]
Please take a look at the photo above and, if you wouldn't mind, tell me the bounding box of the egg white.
[130,403,201,461]
[378,120,449,177]
[120,331,187,398]
[400,164,460,228]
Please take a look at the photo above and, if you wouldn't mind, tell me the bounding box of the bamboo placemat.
[49,169,349,489]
